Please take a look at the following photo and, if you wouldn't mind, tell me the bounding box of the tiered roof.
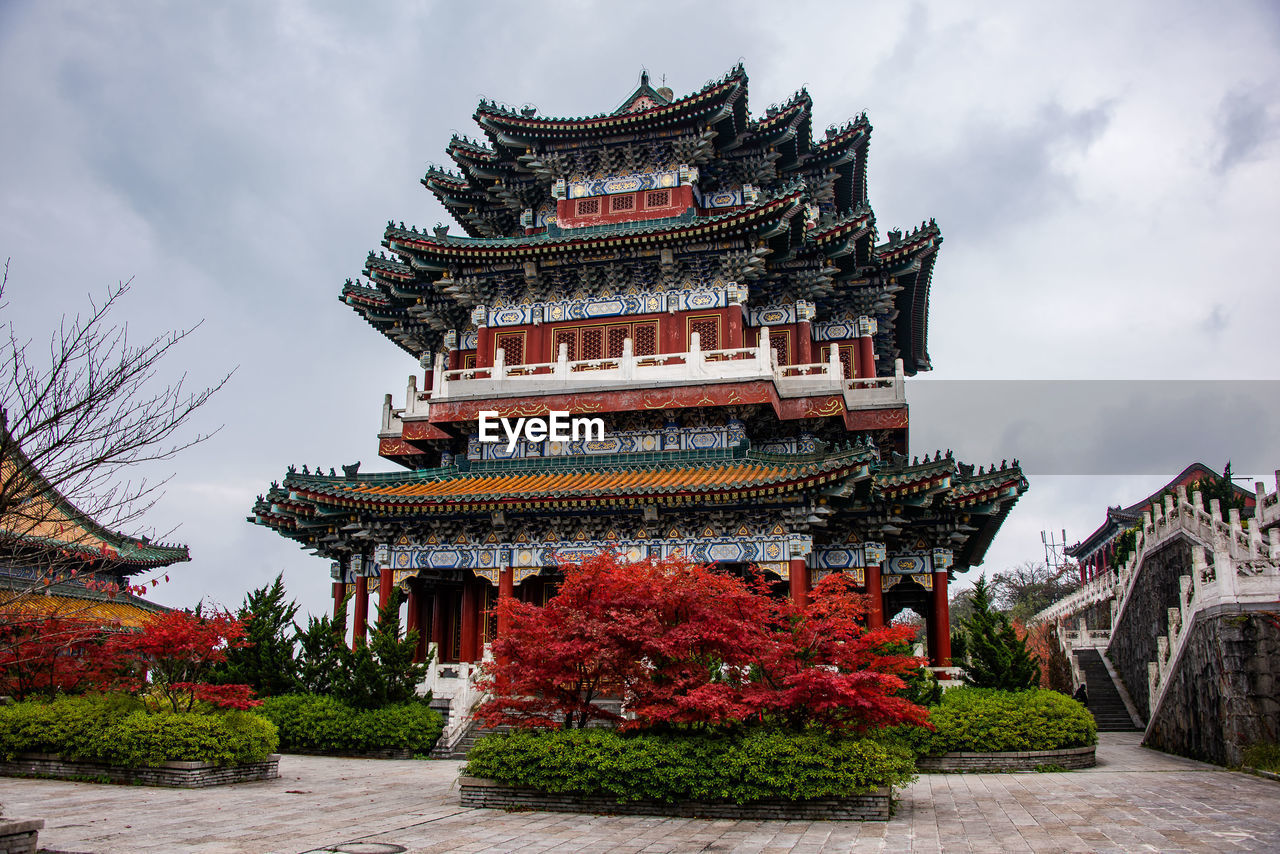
[347,65,943,375]
[0,451,189,574]
[250,447,1026,570]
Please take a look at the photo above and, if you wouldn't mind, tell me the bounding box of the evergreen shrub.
[891,687,1096,756]
[464,728,916,804]
[259,694,443,755]
[0,694,278,766]
[1243,742,1280,772]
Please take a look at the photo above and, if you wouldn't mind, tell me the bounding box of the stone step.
[1074,648,1141,732]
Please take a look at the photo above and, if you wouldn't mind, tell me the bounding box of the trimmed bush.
[464,728,916,804]
[892,687,1096,756]
[0,694,278,766]
[259,694,443,755]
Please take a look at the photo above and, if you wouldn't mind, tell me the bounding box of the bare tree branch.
[0,258,233,668]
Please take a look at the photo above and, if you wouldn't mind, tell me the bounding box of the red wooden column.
[727,305,745,349]
[865,565,884,628]
[496,567,515,663]
[527,323,545,365]
[352,575,369,649]
[476,324,493,368]
[378,565,393,616]
[856,316,877,378]
[459,581,479,662]
[796,301,813,365]
[932,570,952,666]
[788,559,809,609]
[332,582,347,620]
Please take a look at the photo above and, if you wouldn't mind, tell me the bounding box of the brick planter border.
[458,776,892,821]
[0,819,44,854]
[917,744,1095,772]
[0,753,280,788]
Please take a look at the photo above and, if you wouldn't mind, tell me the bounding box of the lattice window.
[607,326,629,358]
[610,194,635,212]
[770,331,791,366]
[688,317,720,351]
[576,198,600,216]
[633,322,657,356]
[553,329,576,361]
[838,344,856,379]
[581,327,604,360]
[463,353,477,370]
[495,332,524,365]
[483,586,496,644]
[646,190,670,208]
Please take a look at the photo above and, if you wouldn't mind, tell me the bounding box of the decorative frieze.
[745,300,814,327]
[466,421,746,461]
[379,533,809,583]
[561,166,696,200]
[472,285,740,330]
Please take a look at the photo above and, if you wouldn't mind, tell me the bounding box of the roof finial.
[640,69,649,87]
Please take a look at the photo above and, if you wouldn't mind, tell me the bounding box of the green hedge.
[0,694,278,767]
[893,687,1096,756]
[259,694,443,755]
[464,728,916,804]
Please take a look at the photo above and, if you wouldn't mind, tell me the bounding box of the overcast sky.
[2,1,1277,619]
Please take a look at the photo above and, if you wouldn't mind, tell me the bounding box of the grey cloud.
[892,99,1114,242]
[1215,88,1278,174]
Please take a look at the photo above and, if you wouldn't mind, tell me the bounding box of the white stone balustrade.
[379,329,906,438]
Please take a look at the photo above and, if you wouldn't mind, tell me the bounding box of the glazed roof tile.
[0,591,164,629]
[473,65,747,137]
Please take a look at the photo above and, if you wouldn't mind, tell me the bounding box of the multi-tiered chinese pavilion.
[251,67,1026,680]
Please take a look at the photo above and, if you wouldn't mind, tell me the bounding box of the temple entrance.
[883,576,951,666]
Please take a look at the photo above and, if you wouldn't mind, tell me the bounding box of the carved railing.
[380,327,906,437]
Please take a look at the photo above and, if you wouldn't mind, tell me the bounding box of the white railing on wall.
[1032,480,1280,732]
[380,327,906,438]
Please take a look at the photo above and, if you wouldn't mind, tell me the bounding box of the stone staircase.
[1074,648,1140,732]
[429,719,511,760]
[428,698,625,760]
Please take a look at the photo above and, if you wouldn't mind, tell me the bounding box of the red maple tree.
[101,609,260,711]
[476,552,930,733]
[0,614,114,700]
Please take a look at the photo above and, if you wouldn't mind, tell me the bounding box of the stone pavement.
[2,733,1278,853]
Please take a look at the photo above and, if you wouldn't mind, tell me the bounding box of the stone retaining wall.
[458,776,891,821]
[285,747,414,760]
[917,745,1095,772]
[1145,606,1280,767]
[0,819,43,854]
[0,753,279,788]
[1110,538,1194,721]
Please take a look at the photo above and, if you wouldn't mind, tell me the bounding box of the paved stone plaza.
[2,734,1278,853]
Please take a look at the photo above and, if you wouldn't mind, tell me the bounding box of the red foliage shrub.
[0,614,113,699]
[476,552,930,733]
[102,609,257,711]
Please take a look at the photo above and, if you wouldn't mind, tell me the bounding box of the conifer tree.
[959,574,1040,690]
[334,587,428,709]
[294,595,348,696]
[213,573,299,696]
